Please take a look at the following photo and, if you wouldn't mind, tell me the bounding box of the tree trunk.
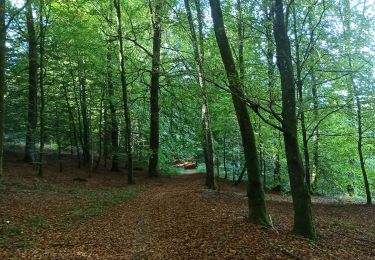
[94,89,105,172]
[78,61,90,164]
[209,0,270,226]
[24,1,38,164]
[341,0,372,205]
[311,70,319,192]
[107,43,120,172]
[0,0,6,179]
[223,133,227,179]
[236,0,245,86]
[184,0,215,189]
[38,0,46,176]
[114,0,133,184]
[292,5,311,192]
[148,0,162,178]
[234,165,246,186]
[63,84,81,168]
[272,0,316,239]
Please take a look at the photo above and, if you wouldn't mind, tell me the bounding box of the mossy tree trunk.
[272,0,316,239]
[148,0,162,178]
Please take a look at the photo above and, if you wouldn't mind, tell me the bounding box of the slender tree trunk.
[292,6,311,192]
[55,104,63,172]
[24,1,38,164]
[148,0,162,178]
[38,0,46,176]
[263,0,282,192]
[311,70,319,191]
[63,84,81,168]
[106,44,120,172]
[184,0,215,188]
[307,12,320,193]
[0,0,6,180]
[352,72,372,204]
[94,89,105,172]
[70,69,85,161]
[236,0,245,86]
[342,0,372,205]
[78,62,90,164]
[223,133,227,179]
[234,165,246,186]
[209,0,270,226]
[272,0,316,239]
[114,0,133,184]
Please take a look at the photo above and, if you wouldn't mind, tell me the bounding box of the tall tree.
[148,0,162,178]
[209,0,270,226]
[341,0,372,205]
[77,59,90,164]
[107,42,120,172]
[114,0,133,184]
[0,0,5,180]
[184,0,216,189]
[272,0,316,239]
[38,0,46,176]
[24,0,38,164]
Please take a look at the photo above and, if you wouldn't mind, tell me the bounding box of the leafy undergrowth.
[0,159,374,259]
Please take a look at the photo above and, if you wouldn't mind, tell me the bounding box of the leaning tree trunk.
[114,0,133,184]
[148,0,162,178]
[0,0,5,180]
[184,0,215,189]
[209,0,270,227]
[24,1,38,164]
[272,0,316,239]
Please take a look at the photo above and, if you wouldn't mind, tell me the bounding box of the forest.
[0,0,374,258]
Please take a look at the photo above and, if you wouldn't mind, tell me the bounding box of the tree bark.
[148,0,162,178]
[272,0,316,239]
[78,61,90,164]
[209,0,270,226]
[24,1,38,164]
[184,0,215,189]
[62,83,81,168]
[342,0,372,204]
[236,0,245,86]
[0,0,5,179]
[292,5,311,192]
[114,0,133,184]
[107,43,119,172]
[38,0,46,176]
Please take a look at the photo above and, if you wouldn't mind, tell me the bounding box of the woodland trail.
[1,173,375,259]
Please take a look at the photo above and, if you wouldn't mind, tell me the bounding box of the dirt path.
[2,173,375,259]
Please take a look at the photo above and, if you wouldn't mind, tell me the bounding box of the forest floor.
[0,155,374,259]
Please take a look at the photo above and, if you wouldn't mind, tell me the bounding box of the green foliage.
[2,0,374,199]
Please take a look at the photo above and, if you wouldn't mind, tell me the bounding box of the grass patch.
[68,187,139,221]
[2,222,22,237]
[15,236,32,249]
[28,215,48,228]
[333,220,355,230]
